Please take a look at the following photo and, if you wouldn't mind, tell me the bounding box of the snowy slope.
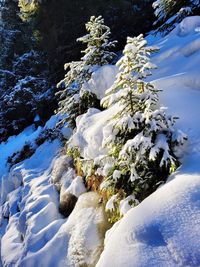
[1,15,200,267]
[0,125,42,178]
[0,139,106,266]
[96,16,200,267]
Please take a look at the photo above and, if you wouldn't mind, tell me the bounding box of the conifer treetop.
[102,34,158,109]
[56,15,117,129]
[77,15,117,66]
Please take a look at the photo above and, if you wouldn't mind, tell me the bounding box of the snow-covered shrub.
[153,0,200,34]
[56,15,117,129]
[0,51,56,142]
[95,34,187,218]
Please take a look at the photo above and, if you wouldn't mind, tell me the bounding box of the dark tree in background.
[153,0,200,34]
[0,0,56,142]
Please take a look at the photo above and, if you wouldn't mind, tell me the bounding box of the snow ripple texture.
[0,140,107,266]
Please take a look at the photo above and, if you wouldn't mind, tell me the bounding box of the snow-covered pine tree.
[153,0,200,34]
[99,34,186,206]
[77,15,117,66]
[56,15,116,129]
[0,0,55,141]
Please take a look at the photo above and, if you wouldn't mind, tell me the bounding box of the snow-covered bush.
[94,34,187,219]
[153,0,200,34]
[56,15,116,129]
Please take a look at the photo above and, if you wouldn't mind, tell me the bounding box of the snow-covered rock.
[64,176,86,198]
[65,192,110,267]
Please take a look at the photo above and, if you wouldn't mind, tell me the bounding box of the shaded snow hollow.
[1,16,200,267]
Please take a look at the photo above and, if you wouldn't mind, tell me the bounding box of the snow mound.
[81,65,118,100]
[66,192,109,267]
[97,174,200,267]
[70,105,119,159]
[175,16,200,36]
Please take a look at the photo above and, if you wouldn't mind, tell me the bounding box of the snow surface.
[0,125,42,178]
[0,116,106,267]
[0,141,106,267]
[97,174,200,267]
[81,65,118,100]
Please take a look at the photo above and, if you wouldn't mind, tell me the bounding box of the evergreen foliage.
[18,0,39,22]
[153,0,200,33]
[77,15,117,66]
[0,0,56,141]
[96,34,187,209]
[56,15,116,129]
